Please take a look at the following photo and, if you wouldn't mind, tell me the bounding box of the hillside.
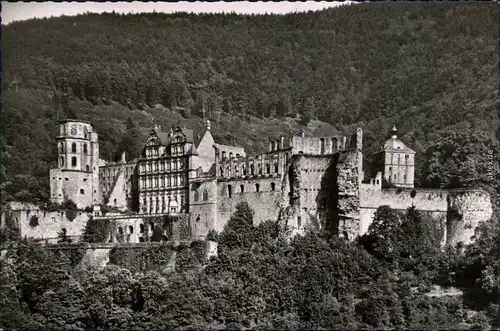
[1,2,499,204]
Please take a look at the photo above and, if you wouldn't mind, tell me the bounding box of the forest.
[1,202,499,329]
[1,2,499,206]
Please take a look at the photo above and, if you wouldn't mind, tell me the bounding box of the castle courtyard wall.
[216,176,282,232]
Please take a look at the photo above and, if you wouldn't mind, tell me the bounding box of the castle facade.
[2,119,491,246]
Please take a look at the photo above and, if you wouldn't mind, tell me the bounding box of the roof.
[379,126,415,153]
[383,137,415,153]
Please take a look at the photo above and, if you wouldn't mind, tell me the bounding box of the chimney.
[121,152,126,163]
[280,136,285,149]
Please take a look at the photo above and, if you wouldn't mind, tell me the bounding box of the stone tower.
[371,126,415,188]
[49,120,101,208]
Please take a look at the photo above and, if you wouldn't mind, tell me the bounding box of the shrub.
[206,229,219,242]
[29,215,39,228]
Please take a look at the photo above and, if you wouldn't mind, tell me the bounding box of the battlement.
[217,149,288,179]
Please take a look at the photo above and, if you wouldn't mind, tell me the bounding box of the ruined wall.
[359,187,449,235]
[216,177,282,232]
[286,155,333,230]
[446,190,493,246]
[359,186,492,245]
[105,169,128,211]
[189,180,218,239]
[335,151,361,240]
[2,203,90,242]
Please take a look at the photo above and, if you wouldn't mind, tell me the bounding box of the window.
[320,138,325,155]
[222,151,226,159]
[298,216,302,228]
[255,183,260,192]
[250,164,255,175]
[194,191,199,202]
[229,152,233,159]
[59,143,64,153]
[274,163,279,173]
[266,164,270,174]
[203,189,208,201]
[86,165,90,172]
[220,166,224,176]
[71,125,77,135]
[129,226,134,234]
[80,189,85,194]
[258,164,262,175]
[60,157,64,166]
[154,178,158,187]
[228,185,232,198]
[83,143,88,154]
[72,157,77,167]
[139,237,145,242]
[271,182,276,191]
[161,162,165,171]
[240,184,244,193]
[332,138,338,153]
[72,143,77,153]
[405,154,409,159]
[140,224,145,233]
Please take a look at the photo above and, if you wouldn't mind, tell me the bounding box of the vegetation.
[1,203,499,329]
[1,2,498,206]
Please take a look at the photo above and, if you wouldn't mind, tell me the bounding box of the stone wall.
[216,177,282,232]
[2,203,89,243]
[359,186,492,245]
[189,179,218,239]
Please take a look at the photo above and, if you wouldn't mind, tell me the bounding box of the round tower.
[50,120,100,208]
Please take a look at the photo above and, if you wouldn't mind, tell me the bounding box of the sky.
[1,1,355,25]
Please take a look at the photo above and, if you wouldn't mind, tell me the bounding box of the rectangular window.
[166,161,171,171]
[71,157,77,167]
[173,160,178,170]
[167,176,171,187]
[173,176,178,186]
[161,162,165,171]
[161,177,165,187]
[154,177,158,187]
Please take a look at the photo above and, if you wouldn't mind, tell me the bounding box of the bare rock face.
[446,190,493,246]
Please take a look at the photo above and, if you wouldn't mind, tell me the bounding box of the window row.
[60,157,90,171]
[226,182,276,198]
[140,159,184,173]
[140,175,186,189]
[140,196,184,214]
[220,162,279,177]
[193,189,209,202]
[59,142,89,154]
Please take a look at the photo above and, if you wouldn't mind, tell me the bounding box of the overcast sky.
[1,1,355,25]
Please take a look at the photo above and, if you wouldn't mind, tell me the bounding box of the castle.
[2,119,493,246]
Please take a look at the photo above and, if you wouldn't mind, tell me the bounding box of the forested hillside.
[1,2,499,204]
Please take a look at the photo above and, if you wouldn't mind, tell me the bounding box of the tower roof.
[382,125,415,153]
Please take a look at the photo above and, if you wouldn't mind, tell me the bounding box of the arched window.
[271,182,276,191]
[203,189,208,201]
[194,191,199,202]
[332,138,338,153]
[114,198,117,205]
[250,164,255,175]
[72,143,77,153]
[71,125,77,135]
[129,226,134,234]
[240,184,244,193]
[80,189,85,194]
[320,138,325,155]
[255,183,260,192]
[242,165,246,176]
[86,165,90,172]
[72,157,77,167]
[274,163,278,173]
[83,143,88,154]
[258,164,262,175]
[229,152,233,159]
[140,224,145,233]
[266,164,270,174]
